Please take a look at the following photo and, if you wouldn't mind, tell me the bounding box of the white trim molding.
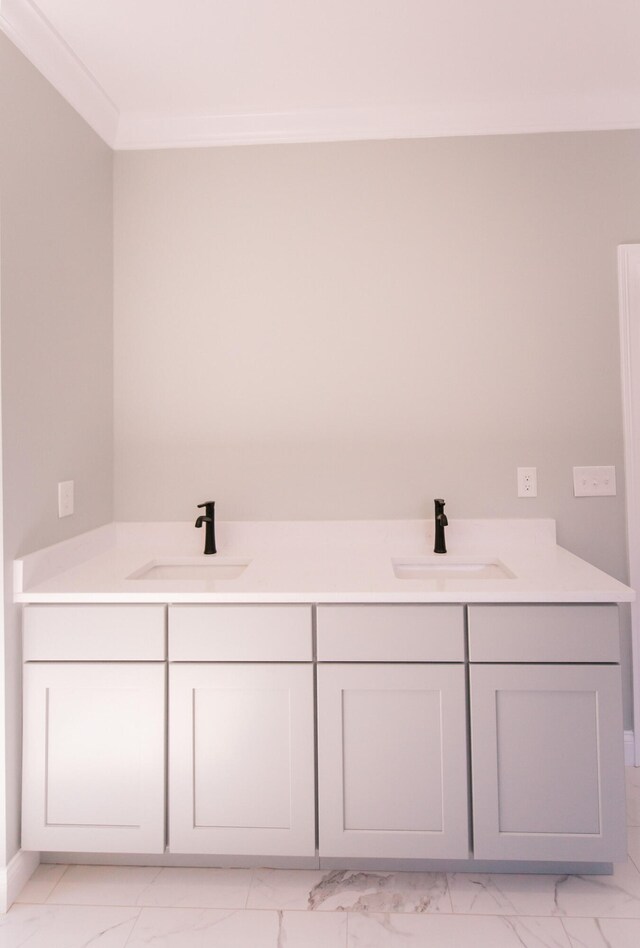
[625,730,636,767]
[0,0,118,145]
[0,849,39,912]
[113,98,640,151]
[619,244,640,767]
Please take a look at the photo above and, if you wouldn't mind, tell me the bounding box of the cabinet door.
[317,663,469,858]
[169,663,315,856]
[470,664,626,861]
[22,662,165,853]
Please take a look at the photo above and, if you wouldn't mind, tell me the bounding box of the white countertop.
[13,519,635,604]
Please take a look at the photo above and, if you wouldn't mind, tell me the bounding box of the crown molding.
[0,0,118,146]
[114,99,640,151]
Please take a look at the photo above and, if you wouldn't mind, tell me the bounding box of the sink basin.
[392,556,514,580]
[128,557,250,581]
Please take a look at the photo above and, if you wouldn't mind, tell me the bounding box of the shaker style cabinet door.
[22,662,166,853]
[169,662,315,856]
[317,663,469,859]
[470,663,627,862]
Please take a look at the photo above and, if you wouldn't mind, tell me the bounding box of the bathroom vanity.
[14,519,634,872]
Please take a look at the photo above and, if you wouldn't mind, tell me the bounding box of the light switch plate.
[573,465,616,497]
[58,480,74,517]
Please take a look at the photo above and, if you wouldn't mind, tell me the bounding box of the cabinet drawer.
[468,604,620,663]
[316,605,465,662]
[23,605,166,661]
[169,605,312,661]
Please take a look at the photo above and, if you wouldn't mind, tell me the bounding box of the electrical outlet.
[517,467,537,497]
[58,480,74,517]
[573,465,616,497]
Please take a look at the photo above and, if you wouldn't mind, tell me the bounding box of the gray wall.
[0,32,114,862]
[114,133,640,725]
[113,133,639,572]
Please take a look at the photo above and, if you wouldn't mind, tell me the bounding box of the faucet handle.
[197,501,216,519]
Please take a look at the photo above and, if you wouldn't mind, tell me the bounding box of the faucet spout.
[195,501,217,555]
[434,498,448,554]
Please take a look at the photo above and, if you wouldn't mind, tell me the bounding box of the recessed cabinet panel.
[22,662,165,853]
[470,664,626,862]
[193,683,292,830]
[342,687,443,832]
[47,684,151,826]
[495,689,599,835]
[169,663,315,856]
[317,663,469,859]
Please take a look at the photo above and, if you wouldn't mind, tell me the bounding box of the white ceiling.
[1,0,640,150]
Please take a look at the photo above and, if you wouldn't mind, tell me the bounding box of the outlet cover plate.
[517,467,537,497]
[573,465,616,497]
[58,480,74,517]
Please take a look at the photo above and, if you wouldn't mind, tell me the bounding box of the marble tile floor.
[1,768,640,948]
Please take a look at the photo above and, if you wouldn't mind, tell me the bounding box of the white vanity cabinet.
[20,594,627,869]
[468,605,627,862]
[21,605,166,853]
[316,605,470,859]
[167,605,316,856]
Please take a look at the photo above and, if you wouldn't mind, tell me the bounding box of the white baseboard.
[625,730,636,766]
[0,850,39,913]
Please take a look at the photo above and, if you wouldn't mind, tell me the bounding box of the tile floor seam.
[242,867,255,910]
[38,900,166,910]
[25,898,640,917]
[43,863,71,903]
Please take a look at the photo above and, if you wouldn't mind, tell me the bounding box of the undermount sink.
[392,556,514,581]
[128,557,250,581]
